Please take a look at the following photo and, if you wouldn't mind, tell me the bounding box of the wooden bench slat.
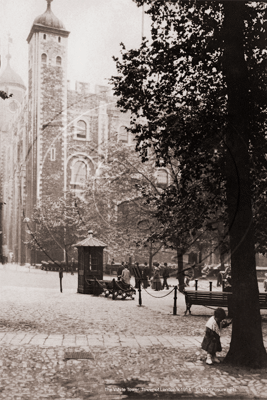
[184,290,267,315]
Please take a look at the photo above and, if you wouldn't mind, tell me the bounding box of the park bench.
[184,290,267,317]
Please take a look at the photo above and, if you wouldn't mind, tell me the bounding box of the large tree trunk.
[222,1,267,368]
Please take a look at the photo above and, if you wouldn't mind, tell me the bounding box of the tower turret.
[26,0,70,264]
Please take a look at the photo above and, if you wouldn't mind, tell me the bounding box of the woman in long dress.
[151,267,162,291]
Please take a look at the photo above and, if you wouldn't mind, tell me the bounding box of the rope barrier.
[143,287,175,298]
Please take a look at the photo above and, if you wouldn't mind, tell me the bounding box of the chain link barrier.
[142,286,175,298]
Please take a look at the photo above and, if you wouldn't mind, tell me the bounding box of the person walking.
[59,267,63,293]
[201,308,232,365]
[134,262,141,289]
[142,262,150,288]
[70,257,75,275]
[162,262,169,290]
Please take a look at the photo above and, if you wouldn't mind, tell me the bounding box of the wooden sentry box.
[74,231,107,294]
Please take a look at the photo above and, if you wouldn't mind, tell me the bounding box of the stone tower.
[26,0,70,263]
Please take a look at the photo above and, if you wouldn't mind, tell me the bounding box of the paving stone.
[1,268,267,398]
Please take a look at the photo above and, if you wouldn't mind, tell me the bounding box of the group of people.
[117,261,171,291]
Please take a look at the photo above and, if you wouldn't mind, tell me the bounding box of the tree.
[83,141,166,266]
[112,1,267,367]
[26,192,87,264]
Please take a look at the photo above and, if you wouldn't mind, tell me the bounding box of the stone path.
[0,332,230,348]
[1,265,267,399]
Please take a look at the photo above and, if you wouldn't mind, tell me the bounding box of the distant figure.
[117,261,124,281]
[216,264,225,287]
[162,263,169,290]
[184,266,194,287]
[264,273,267,292]
[142,262,150,288]
[201,264,211,277]
[134,262,141,288]
[121,264,131,286]
[59,267,63,293]
[70,257,75,275]
[151,267,162,291]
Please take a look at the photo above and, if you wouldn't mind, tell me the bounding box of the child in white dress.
[201,308,232,365]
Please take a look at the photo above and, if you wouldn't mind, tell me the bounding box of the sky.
[0,0,150,91]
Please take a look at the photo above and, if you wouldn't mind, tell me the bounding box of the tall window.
[119,126,128,143]
[77,120,87,139]
[58,37,61,43]
[157,169,168,188]
[72,161,87,184]
[56,56,62,66]
[43,34,46,40]
[41,53,47,64]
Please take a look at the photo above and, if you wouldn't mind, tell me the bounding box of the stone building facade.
[0,0,133,265]
[0,0,219,268]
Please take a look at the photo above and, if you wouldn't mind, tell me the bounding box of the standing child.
[201,308,232,365]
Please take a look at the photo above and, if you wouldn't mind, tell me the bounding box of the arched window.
[41,53,47,64]
[43,34,46,40]
[119,126,128,143]
[77,120,87,139]
[58,37,61,43]
[157,169,168,188]
[72,161,87,184]
[56,56,62,66]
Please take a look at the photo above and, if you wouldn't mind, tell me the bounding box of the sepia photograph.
[0,0,267,399]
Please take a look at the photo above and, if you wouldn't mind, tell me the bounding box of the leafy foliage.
[111,0,267,254]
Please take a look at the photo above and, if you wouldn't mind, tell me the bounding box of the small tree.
[27,192,87,264]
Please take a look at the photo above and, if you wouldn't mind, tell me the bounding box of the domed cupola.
[0,54,26,91]
[27,0,69,43]
[33,0,65,30]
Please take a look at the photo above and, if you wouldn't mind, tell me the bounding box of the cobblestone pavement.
[1,265,267,399]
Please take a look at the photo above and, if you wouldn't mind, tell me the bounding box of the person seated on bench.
[121,264,131,287]
[217,264,231,287]
[117,261,124,281]
[184,266,194,287]
[201,308,232,365]
[201,264,211,277]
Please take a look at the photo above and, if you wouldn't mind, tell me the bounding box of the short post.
[209,281,212,292]
[173,286,177,315]
[138,279,142,306]
[112,278,116,300]
[195,279,198,291]
[59,268,63,293]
